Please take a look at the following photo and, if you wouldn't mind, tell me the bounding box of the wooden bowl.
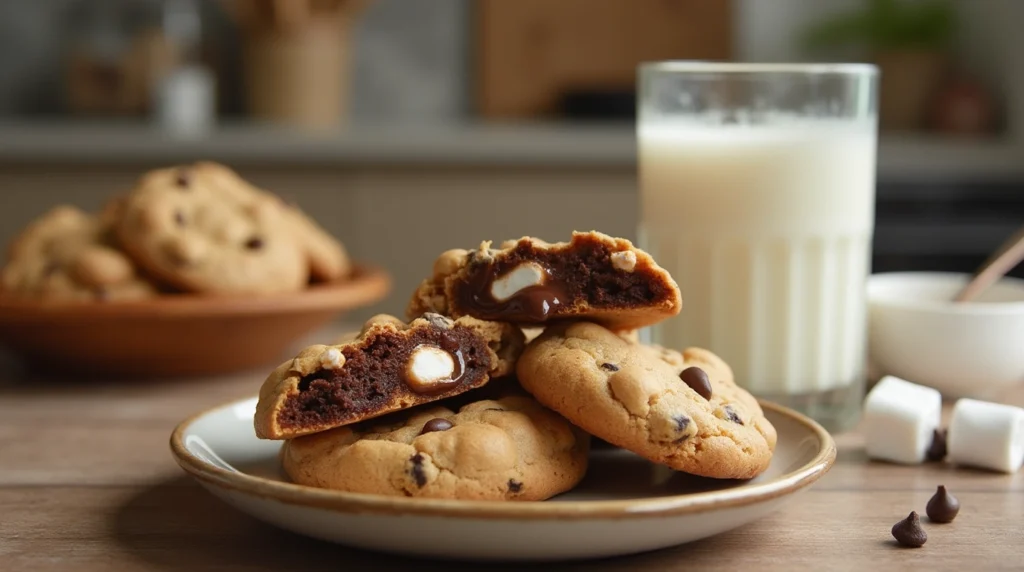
[0,264,390,379]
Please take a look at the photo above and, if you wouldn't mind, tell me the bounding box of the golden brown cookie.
[406,231,682,330]
[282,395,589,501]
[255,313,526,440]
[194,162,351,282]
[117,163,310,294]
[516,321,777,479]
[1,205,156,302]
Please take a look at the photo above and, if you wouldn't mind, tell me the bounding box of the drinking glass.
[636,62,879,432]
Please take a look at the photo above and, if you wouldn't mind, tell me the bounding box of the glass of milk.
[637,62,878,432]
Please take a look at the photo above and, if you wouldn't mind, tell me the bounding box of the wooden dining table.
[2,323,1021,571]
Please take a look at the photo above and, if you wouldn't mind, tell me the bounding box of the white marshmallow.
[404,345,457,392]
[863,375,942,464]
[611,250,637,272]
[947,398,1024,474]
[490,262,546,302]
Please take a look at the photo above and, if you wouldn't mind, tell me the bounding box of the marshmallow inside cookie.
[863,375,942,464]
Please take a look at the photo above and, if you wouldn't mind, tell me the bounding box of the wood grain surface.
[1,325,1021,571]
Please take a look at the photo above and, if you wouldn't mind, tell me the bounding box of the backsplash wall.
[0,0,469,121]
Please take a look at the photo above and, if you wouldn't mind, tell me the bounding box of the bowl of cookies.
[171,231,835,561]
[0,162,390,378]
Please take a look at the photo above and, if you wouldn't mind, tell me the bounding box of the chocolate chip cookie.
[1,205,156,302]
[406,231,682,330]
[194,162,351,282]
[516,321,777,479]
[255,313,525,440]
[117,163,311,294]
[282,394,590,501]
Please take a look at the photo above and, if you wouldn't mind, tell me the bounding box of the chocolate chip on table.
[410,453,427,487]
[680,366,713,400]
[508,479,523,493]
[926,485,960,523]
[600,362,620,372]
[419,418,454,435]
[891,511,928,547]
[925,428,948,462]
[244,237,264,250]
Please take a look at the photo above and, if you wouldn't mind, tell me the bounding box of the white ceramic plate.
[171,396,835,562]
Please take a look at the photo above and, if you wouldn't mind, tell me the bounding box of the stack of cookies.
[1,162,350,301]
[254,232,778,501]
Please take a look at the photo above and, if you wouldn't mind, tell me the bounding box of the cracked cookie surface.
[281,395,589,501]
[516,321,777,479]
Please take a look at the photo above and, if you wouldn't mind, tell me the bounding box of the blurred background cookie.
[116,162,313,295]
[1,205,156,302]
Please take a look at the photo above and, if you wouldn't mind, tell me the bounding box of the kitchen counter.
[2,322,1021,571]
[0,121,1021,182]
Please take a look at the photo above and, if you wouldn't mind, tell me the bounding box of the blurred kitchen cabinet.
[474,0,733,119]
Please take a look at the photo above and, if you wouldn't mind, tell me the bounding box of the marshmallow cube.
[948,398,1024,474]
[863,375,942,464]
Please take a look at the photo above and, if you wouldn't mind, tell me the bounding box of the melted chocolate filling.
[453,236,672,323]
[278,325,492,431]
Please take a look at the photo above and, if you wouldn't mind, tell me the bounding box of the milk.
[638,120,876,395]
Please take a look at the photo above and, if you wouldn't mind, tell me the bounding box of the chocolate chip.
[673,415,691,431]
[891,511,927,547]
[244,237,264,250]
[926,485,960,523]
[600,362,619,372]
[723,405,743,425]
[419,418,454,435]
[508,479,523,493]
[174,211,186,227]
[672,414,692,443]
[925,428,947,462]
[175,169,191,187]
[410,453,427,487]
[680,366,713,400]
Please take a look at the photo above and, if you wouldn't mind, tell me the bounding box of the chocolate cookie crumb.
[926,485,960,523]
[892,511,927,547]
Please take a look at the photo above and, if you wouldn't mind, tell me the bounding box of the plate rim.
[169,395,837,521]
[0,263,391,319]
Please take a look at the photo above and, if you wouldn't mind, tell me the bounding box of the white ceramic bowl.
[867,272,1024,399]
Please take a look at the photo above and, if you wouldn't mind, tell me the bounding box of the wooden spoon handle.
[953,226,1024,302]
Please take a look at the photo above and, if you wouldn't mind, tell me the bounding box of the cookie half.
[255,313,525,439]
[517,321,777,480]
[1,205,156,302]
[282,395,589,501]
[406,231,681,330]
